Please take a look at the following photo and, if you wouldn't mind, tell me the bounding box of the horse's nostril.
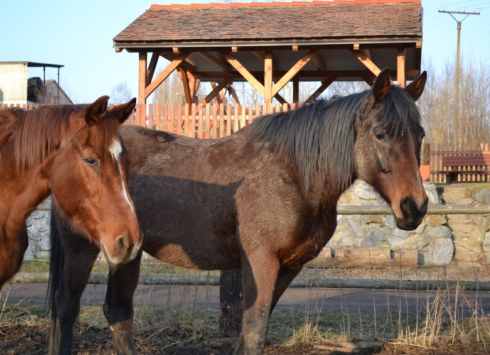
[115,234,129,255]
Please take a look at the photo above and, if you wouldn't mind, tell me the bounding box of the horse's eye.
[374,133,388,142]
[83,157,99,174]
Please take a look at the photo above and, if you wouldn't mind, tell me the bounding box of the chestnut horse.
[48,69,428,354]
[0,96,142,289]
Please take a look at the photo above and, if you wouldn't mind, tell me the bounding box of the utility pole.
[438,7,480,148]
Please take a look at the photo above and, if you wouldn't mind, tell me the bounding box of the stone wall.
[25,183,490,268]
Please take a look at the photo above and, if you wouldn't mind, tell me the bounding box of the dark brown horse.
[49,69,428,354]
[0,96,142,289]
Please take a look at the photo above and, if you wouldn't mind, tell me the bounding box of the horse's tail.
[48,204,64,346]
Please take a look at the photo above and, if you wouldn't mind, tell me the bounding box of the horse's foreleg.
[270,266,303,315]
[235,252,280,355]
[103,251,142,355]
[50,238,98,355]
[0,228,28,288]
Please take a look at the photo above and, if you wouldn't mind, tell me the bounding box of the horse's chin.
[395,218,421,231]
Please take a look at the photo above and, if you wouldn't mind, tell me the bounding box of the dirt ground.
[1,322,489,355]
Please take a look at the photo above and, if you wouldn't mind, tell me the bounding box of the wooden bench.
[440,153,490,183]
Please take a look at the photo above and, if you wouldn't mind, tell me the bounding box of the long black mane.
[251,86,421,191]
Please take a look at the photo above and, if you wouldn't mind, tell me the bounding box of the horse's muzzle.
[100,234,142,266]
[396,197,428,230]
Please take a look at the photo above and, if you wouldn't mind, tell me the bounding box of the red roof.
[114,0,421,46]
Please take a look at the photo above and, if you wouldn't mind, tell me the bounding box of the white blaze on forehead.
[109,138,135,215]
[118,161,135,215]
[109,139,122,161]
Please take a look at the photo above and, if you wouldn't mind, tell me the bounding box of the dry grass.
[3,265,490,352]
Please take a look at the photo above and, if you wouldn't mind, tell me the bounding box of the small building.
[0,61,72,106]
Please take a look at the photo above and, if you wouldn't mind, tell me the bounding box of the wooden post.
[219,270,243,336]
[138,52,147,104]
[264,51,273,106]
[397,48,406,88]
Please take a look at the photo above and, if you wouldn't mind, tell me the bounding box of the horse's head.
[49,96,142,265]
[354,69,428,230]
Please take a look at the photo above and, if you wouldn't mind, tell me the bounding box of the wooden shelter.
[114,0,422,109]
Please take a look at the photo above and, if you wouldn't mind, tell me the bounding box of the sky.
[1,0,489,104]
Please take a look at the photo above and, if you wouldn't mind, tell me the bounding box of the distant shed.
[114,0,422,107]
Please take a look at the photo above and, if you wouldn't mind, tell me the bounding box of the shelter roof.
[0,61,64,68]
[114,0,421,50]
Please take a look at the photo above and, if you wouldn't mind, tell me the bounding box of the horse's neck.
[0,159,50,239]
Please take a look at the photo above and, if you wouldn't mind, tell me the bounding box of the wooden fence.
[131,102,294,139]
[3,102,490,184]
[424,143,490,183]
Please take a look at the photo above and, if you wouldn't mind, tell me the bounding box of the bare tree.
[110,82,132,104]
[418,57,490,147]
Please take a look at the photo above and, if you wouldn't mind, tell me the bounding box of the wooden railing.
[131,102,294,139]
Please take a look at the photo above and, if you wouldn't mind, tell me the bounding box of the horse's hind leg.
[236,251,280,354]
[103,251,142,355]
[50,236,99,355]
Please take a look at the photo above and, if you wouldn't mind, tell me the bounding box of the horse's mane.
[0,106,87,171]
[251,86,421,191]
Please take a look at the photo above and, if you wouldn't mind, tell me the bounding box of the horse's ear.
[405,71,427,102]
[85,96,110,126]
[372,68,391,103]
[111,98,136,124]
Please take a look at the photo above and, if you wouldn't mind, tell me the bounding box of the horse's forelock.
[380,86,422,137]
[12,105,88,172]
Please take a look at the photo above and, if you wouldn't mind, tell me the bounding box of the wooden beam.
[198,51,231,71]
[223,52,265,96]
[173,47,179,53]
[271,50,318,97]
[179,68,192,104]
[188,71,198,101]
[304,77,336,104]
[252,51,265,62]
[145,52,190,99]
[190,69,417,80]
[292,45,298,52]
[264,51,273,105]
[197,79,232,111]
[138,52,147,104]
[350,49,382,77]
[312,54,326,72]
[252,51,278,71]
[211,82,224,105]
[160,52,197,72]
[293,77,299,105]
[353,43,360,50]
[146,52,159,87]
[397,48,406,88]
[232,46,238,53]
[274,93,288,105]
[229,85,240,106]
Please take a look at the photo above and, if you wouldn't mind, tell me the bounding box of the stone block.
[442,186,472,204]
[420,238,454,266]
[475,188,490,205]
[424,215,447,227]
[425,225,452,240]
[424,182,441,205]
